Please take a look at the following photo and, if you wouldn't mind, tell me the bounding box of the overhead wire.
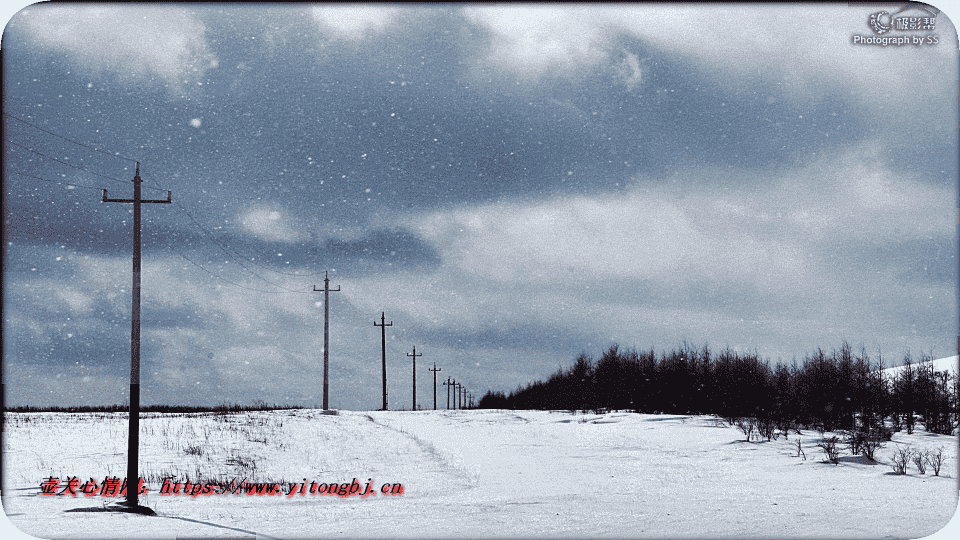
[3,113,168,193]
[7,170,107,192]
[3,112,139,162]
[173,197,327,278]
[4,138,132,186]
[172,200,315,293]
[5,113,326,289]
[164,244,312,295]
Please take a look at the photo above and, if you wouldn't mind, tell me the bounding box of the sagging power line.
[7,170,106,192]
[3,112,139,162]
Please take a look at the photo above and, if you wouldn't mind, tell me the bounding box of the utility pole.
[443,377,453,410]
[314,271,340,410]
[407,346,422,411]
[455,382,462,410]
[374,312,392,410]
[102,162,170,514]
[428,363,442,410]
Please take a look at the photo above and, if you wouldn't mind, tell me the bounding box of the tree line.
[478,342,958,436]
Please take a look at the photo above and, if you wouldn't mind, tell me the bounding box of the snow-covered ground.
[2,407,957,539]
[883,356,959,379]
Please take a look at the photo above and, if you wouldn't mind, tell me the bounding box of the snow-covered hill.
[2,409,957,539]
[883,356,959,379]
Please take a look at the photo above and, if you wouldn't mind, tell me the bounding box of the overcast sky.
[3,4,957,410]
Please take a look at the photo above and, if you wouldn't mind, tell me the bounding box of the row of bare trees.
[479,341,958,436]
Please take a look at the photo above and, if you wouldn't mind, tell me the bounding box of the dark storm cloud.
[825,237,958,286]
[3,4,956,408]
[4,310,130,369]
[142,303,224,330]
[409,318,598,355]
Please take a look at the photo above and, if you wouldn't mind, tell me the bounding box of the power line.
[5,138,131,186]
[172,201,313,292]
[166,246,312,295]
[7,170,106,192]
[3,112,138,162]
[172,199,326,278]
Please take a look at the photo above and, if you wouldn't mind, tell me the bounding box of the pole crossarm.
[102,191,171,204]
[374,312,393,410]
[313,271,340,410]
[99,162,169,513]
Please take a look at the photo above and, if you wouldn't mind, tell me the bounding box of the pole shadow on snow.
[63,504,280,539]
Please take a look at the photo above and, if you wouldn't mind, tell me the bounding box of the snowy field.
[2,408,957,539]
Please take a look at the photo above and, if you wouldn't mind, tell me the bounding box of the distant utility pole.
[428,363,442,410]
[407,346,422,411]
[314,271,340,410]
[374,312,392,410]
[102,162,170,514]
[455,382,462,410]
[443,377,453,410]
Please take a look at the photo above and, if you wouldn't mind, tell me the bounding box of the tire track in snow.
[363,413,479,488]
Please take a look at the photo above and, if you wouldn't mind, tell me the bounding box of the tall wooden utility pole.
[443,377,453,410]
[102,162,170,514]
[428,363,442,410]
[374,312,393,410]
[407,346,422,411]
[314,271,340,410]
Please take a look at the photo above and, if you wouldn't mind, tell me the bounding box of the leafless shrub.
[911,448,929,474]
[818,436,841,465]
[928,446,945,476]
[776,418,796,440]
[735,418,756,442]
[844,429,884,462]
[756,417,777,441]
[183,445,203,456]
[796,438,806,460]
[890,445,910,475]
[844,430,863,455]
[860,434,883,462]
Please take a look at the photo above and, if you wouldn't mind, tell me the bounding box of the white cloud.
[17,5,216,90]
[310,5,402,40]
[407,140,952,292]
[462,6,610,76]
[240,208,310,243]
[461,5,956,108]
[56,288,94,313]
